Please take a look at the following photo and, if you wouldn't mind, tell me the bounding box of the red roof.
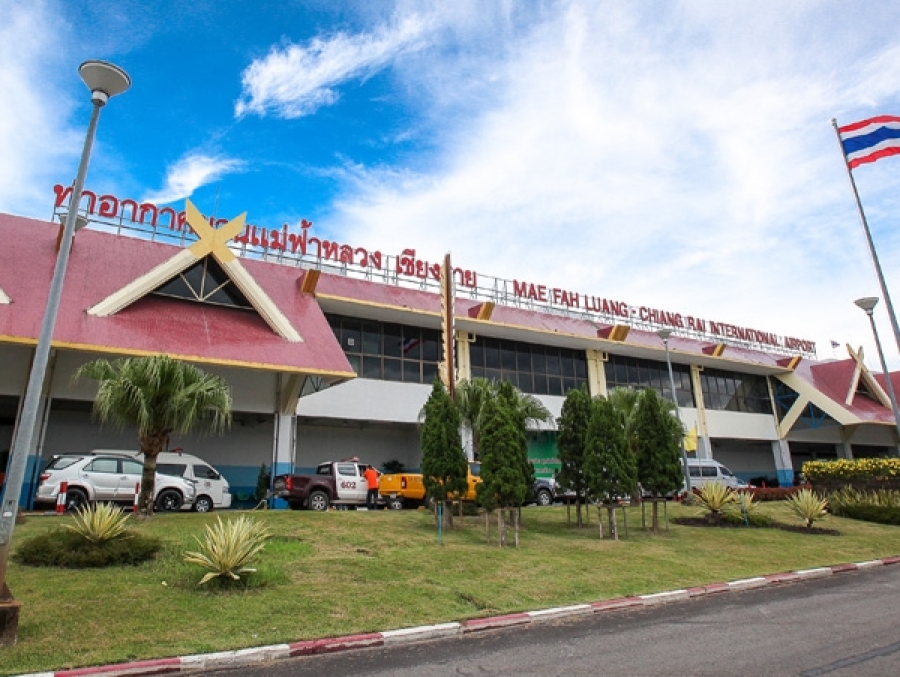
[0,213,354,377]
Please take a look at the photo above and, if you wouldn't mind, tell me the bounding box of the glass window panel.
[122,459,143,475]
[362,355,381,379]
[533,374,549,395]
[532,350,546,375]
[516,348,532,372]
[347,354,361,374]
[562,378,579,395]
[401,329,421,359]
[383,324,403,357]
[470,342,484,367]
[470,366,484,379]
[485,368,502,383]
[383,358,402,381]
[402,360,421,383]
[500,345,517,371]
[485,342,500,369]
[627,362,640,386]
[574,356,587,379]
[422,334,440,362]
[548,377,563,396]
[361,323,381,355]
[423,362,438,383]
[614,361,628,385]
[341,321,361,353]
[546,351,561,376]
[517,372,533,393]
[561,355,575,378]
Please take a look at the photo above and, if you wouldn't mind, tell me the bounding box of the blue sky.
[5,0,900,367]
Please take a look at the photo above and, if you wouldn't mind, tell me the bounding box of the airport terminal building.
[2,187,899,505]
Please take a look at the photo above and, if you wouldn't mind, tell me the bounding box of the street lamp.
[0,61,130,626]
[854,297,900,452]
[657,329,692,494]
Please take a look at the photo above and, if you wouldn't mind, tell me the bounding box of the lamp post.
[657,329,692,494]
[0,61,130,616]
[854,297,900,452]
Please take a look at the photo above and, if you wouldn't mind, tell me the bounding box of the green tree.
[420,379,468,529]
[607,387,642,505]
[74,354,232,517]
[584,397,637,538]
[634,388,684,532]
[556,385,593,527]
[454,378,552,460]
[477,382,531,546]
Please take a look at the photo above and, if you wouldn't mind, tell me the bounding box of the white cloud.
[142,153,245,205]
[0,1,79,218]
[322,1,900,364]
[235,13,432,119]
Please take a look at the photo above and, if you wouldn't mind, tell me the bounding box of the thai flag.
[838,115,900,169]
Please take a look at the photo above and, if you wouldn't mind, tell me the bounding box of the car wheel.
[192,495,214,513]
[536,488,552,507]
[388,497,404,510]
[308,490,329,511]
[155,489,183,512]
[65,487,89,512]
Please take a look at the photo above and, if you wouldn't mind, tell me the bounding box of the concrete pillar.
[771,439,794,487]
[689,365,713,460]
[271,413,295,509]
[836,441,854,460]
[456,331,472,382]
[586,350,607,398]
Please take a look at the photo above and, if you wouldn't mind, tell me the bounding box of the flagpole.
[832,118,900,358]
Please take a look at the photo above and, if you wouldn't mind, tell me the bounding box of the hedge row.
[803,458,900,482]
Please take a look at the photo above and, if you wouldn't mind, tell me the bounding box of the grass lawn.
[2,501,899,676]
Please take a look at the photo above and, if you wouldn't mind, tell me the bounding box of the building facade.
[1,193,898,506]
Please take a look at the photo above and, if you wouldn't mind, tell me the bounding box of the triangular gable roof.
[0,286,8,304]
[87,200,301,342]
[780,349,898,434]
[0,212,354,380]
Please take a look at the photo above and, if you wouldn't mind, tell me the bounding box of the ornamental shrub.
[15,528,162,568]
[803,458,900,483]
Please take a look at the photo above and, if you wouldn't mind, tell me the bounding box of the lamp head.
[854,296,879,315]
[79,60,131,106]
[656,328,673,341]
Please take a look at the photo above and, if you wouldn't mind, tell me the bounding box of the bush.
[785,489,828,528]
[833,504,900,526]
[183,515,271,585]
[747,486,808,501]
[15,528,162,568]
[803,458,900,483]
[65,502,130,543]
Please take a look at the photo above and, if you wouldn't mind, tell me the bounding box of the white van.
[684,459,747,491]
[94,449,232,512]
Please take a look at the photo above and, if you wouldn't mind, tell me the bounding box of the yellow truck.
[379,462,482,509]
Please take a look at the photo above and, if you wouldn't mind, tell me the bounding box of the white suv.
[35,453,196,512]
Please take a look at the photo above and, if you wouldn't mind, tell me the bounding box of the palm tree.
[454,378,552,459]
[74,354,232,516]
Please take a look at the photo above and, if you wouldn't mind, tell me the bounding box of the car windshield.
[45,456,84,471]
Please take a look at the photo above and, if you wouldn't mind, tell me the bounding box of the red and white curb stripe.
[16,556,900,677]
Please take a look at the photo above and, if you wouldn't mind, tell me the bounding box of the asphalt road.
[195,565,900,677]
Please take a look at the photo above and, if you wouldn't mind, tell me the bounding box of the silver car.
[35,453,196,512]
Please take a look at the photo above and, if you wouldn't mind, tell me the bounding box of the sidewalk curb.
[16,556,900,677]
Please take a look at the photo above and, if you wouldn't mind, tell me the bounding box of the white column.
[836,441,854,460]
[271,413,295,509]
[771,439,794,487]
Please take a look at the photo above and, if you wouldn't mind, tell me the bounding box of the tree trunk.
[137,431,168,517]
[607,505,618,540]
[512,508,519,548]
[498,509,506,547]
[651,499,659,534]
[484,510,491,544]
[597,504,603,539]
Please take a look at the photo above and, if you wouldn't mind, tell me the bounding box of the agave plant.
[785,488,828,528]
[694,482,737,519]
[183,516,271,585]
[64,502,130,543]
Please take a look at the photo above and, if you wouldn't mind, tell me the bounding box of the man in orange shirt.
[364,465,380,510]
